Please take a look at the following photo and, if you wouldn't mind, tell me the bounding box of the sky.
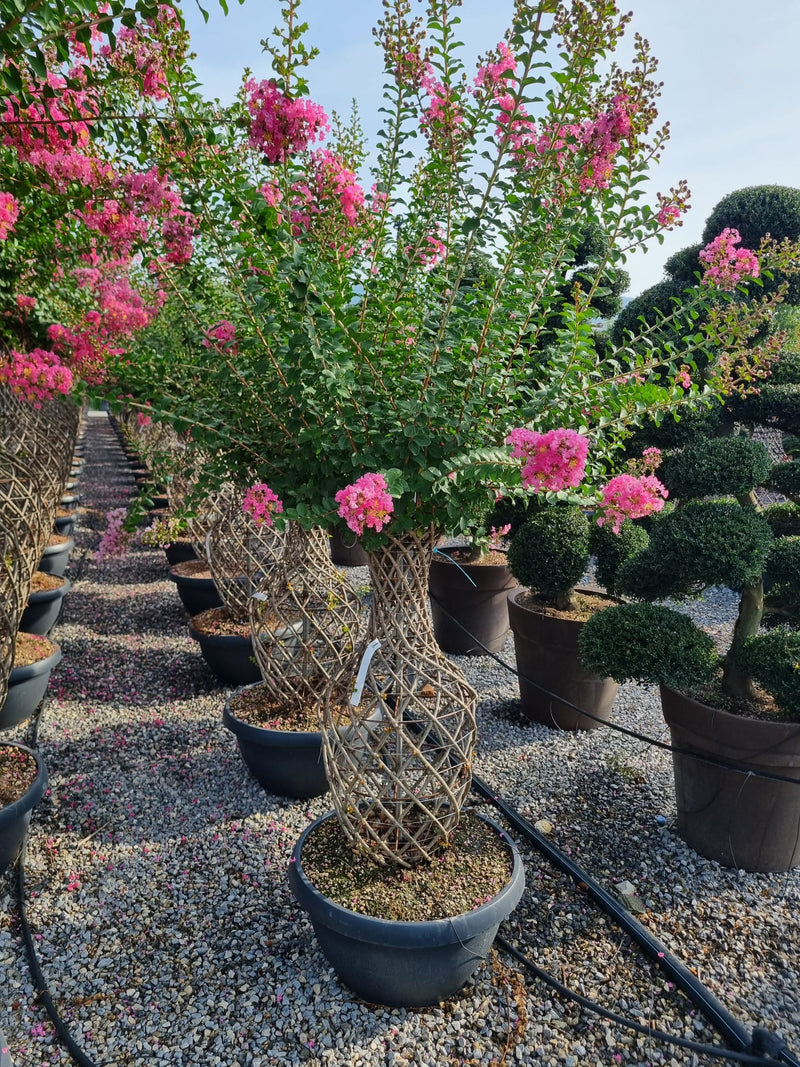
[180,0,800,300]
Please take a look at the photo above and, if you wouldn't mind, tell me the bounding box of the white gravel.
[0,410,798,1067]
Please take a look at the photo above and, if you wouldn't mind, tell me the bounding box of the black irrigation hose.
[495,933,792,1066]
[428,589,800,788]
[474,775,800,1067]
[15,844,105,1067]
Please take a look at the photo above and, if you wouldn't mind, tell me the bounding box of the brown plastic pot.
[507,588,618,731]
[660,686,800,873]
[429,547,518,655]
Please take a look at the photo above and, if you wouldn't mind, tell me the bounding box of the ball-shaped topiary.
[702,185,800,252]
[769,351,800,385]
[588,517,649,595]
[732,627,800,718]
[658,436,772,500]
[764,536,800,610]
[617,501,774,600]
[506,505,589,606]
[578,603,718,692]
[769,459,800,499]
[762,501,800,537]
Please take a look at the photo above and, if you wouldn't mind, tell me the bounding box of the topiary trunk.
[722,578,764,700]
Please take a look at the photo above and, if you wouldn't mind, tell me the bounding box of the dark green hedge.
[658,436,772,499]
[578,602,718,690]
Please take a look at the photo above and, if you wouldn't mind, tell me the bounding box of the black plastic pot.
[0,743,48,875]
[507,588,618,731]
[169,562,223,616]
[164,541,198,566]
[188,620,261,686]
[20,578,71,636]
[1,642,62,729]
[54,511,77,538]
[38,537,74,578]
[289,810,525,1008]
[429,547,518,655]
[329,526,369,567]
[661,685,800,872]
[222,683,328,798]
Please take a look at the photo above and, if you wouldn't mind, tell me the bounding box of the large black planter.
[329,526,369,567]
[189,620,261,686]
[1,643,62,729]
[20,577,71,636]
[429,547,518,655]
[289,811,525,1008]
[507,588,618,731]
[660,686,800,873]
[38,536,74,578]
[0,743,48,875]
[169,561,223,616]
[222,684,328,798]
[164,541,198,566]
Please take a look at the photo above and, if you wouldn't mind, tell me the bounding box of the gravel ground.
[1,410,798,1067]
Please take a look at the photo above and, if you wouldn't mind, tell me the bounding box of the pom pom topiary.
[578,603,719,691]
[732,628,800,717]
[588,518,649,595]
[507,505,589,605]
[658,436,772,500]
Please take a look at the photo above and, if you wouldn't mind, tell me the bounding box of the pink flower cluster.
[505,427,589,492]
[245,79,329,164]
[0,348,73,405]
[420,65,464,142]
[699,228,760,291]
[95,507,134,562]
[242,484,284,527]
[0,191,19,238]
[416,228,446,269]
[335,472,394,536]
[288,150,367,240]
[596,474,668,534]
[202,320,237,351]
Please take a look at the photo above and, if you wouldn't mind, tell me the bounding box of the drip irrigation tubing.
[473,775,799,1067]
[428,589,800,787]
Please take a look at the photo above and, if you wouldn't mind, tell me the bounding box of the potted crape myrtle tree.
[580,418,800,872]
[90,0,799,1003]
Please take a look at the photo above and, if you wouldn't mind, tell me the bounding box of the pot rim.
[223,685,324,742]
[289,809,525,945]
[0,742,48,823]
[10,642,62,682]
[26,578,71,604]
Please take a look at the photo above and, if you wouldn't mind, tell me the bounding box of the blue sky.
[182,0,800,299]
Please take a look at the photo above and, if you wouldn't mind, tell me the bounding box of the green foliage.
[588,518,649,595]
[762,501,800,537]
[506,506,589,600]
[578,603,719,690]
[769,350,800,384]
[770,459,800,499]
[658,436,772,499]
[617,501,774,599]
[764,536,800,613]
[732,628,800,717]
[731,384,800,435]
[610,278,684,347]
[662,243,702,287]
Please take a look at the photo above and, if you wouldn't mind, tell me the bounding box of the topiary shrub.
[588,518,649,595]
[506,505,589,610]
[769,351,800,385]
[764,537,800,612]
[658,436,772,500]
[732,628,800,717]
[578,603,718,691]
[762,501,800,537]
[617,501,774,598]
[769,459,800,498]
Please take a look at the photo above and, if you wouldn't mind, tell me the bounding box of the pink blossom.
[474,42,517,90]
[0,348,73,405]
[596,474,668,534]
[245,79,329,164]
[699,228,759,290]
[95,507,134,562]
[202,320,237,351]
[506,427,589,492]
[0,191,20,238]
[335,473,394,536]
[674,366,692,389]
[242,484,284,527]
